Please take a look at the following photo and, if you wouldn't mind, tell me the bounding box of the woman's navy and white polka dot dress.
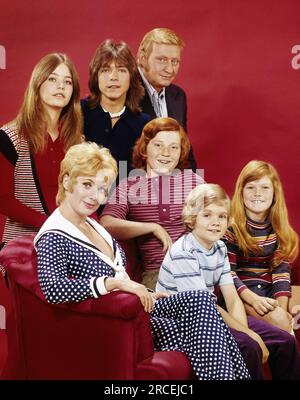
[37,232,119,303]
[36,212,250,380]
[151,290,250,380]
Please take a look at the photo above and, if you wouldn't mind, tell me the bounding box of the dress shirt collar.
[138,67,166,100]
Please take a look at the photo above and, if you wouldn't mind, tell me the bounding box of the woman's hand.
[251,296,278,316]
[113,278,155,313]
[151,223,173,252]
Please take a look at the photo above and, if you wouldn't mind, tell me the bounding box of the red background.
[1,0,300,369]
[0,1,299,253]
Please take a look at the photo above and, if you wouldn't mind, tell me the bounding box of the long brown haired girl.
[0,53,82,249]
[223,160,299,333]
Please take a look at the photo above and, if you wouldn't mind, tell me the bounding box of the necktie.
[152,92,163,117]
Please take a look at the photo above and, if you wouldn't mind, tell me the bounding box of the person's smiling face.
[192,203,228,250]
[243,176,274,222]
[141,43,181,92]
[146,130,181,177]
[64,169,115,218]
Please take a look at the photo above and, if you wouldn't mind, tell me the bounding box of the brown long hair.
[132,117,190,170]
[231,160,299,266]
[88,39,144,113]
[16,53,82,153]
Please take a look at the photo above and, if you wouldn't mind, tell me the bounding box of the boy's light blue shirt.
[156,232,233,294]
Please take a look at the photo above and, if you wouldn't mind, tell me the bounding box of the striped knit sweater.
[223,219,291,298]
[0,123,47,242]
[102,169,204,271]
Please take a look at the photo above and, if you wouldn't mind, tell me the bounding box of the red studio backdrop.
[0,1,300,311]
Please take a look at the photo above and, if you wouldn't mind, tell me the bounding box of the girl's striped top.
[223,219,291,298]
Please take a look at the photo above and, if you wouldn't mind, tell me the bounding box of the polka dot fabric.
[37,231,250,379]
[151,290,250,380]
[37,232,125,303]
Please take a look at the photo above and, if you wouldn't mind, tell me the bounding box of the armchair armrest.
[64,291,146,320]
[0,235,144,319]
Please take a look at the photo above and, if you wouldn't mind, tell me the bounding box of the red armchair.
[0,235,194,380]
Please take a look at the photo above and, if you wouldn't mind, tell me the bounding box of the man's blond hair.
[137,28,184,61]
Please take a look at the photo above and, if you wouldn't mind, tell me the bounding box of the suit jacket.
[140,81,197,171]
[140,83,187,130]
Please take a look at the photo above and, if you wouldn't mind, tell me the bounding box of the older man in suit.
[137,28,196,170]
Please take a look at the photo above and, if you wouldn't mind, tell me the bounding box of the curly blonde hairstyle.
[56,142,117,205]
